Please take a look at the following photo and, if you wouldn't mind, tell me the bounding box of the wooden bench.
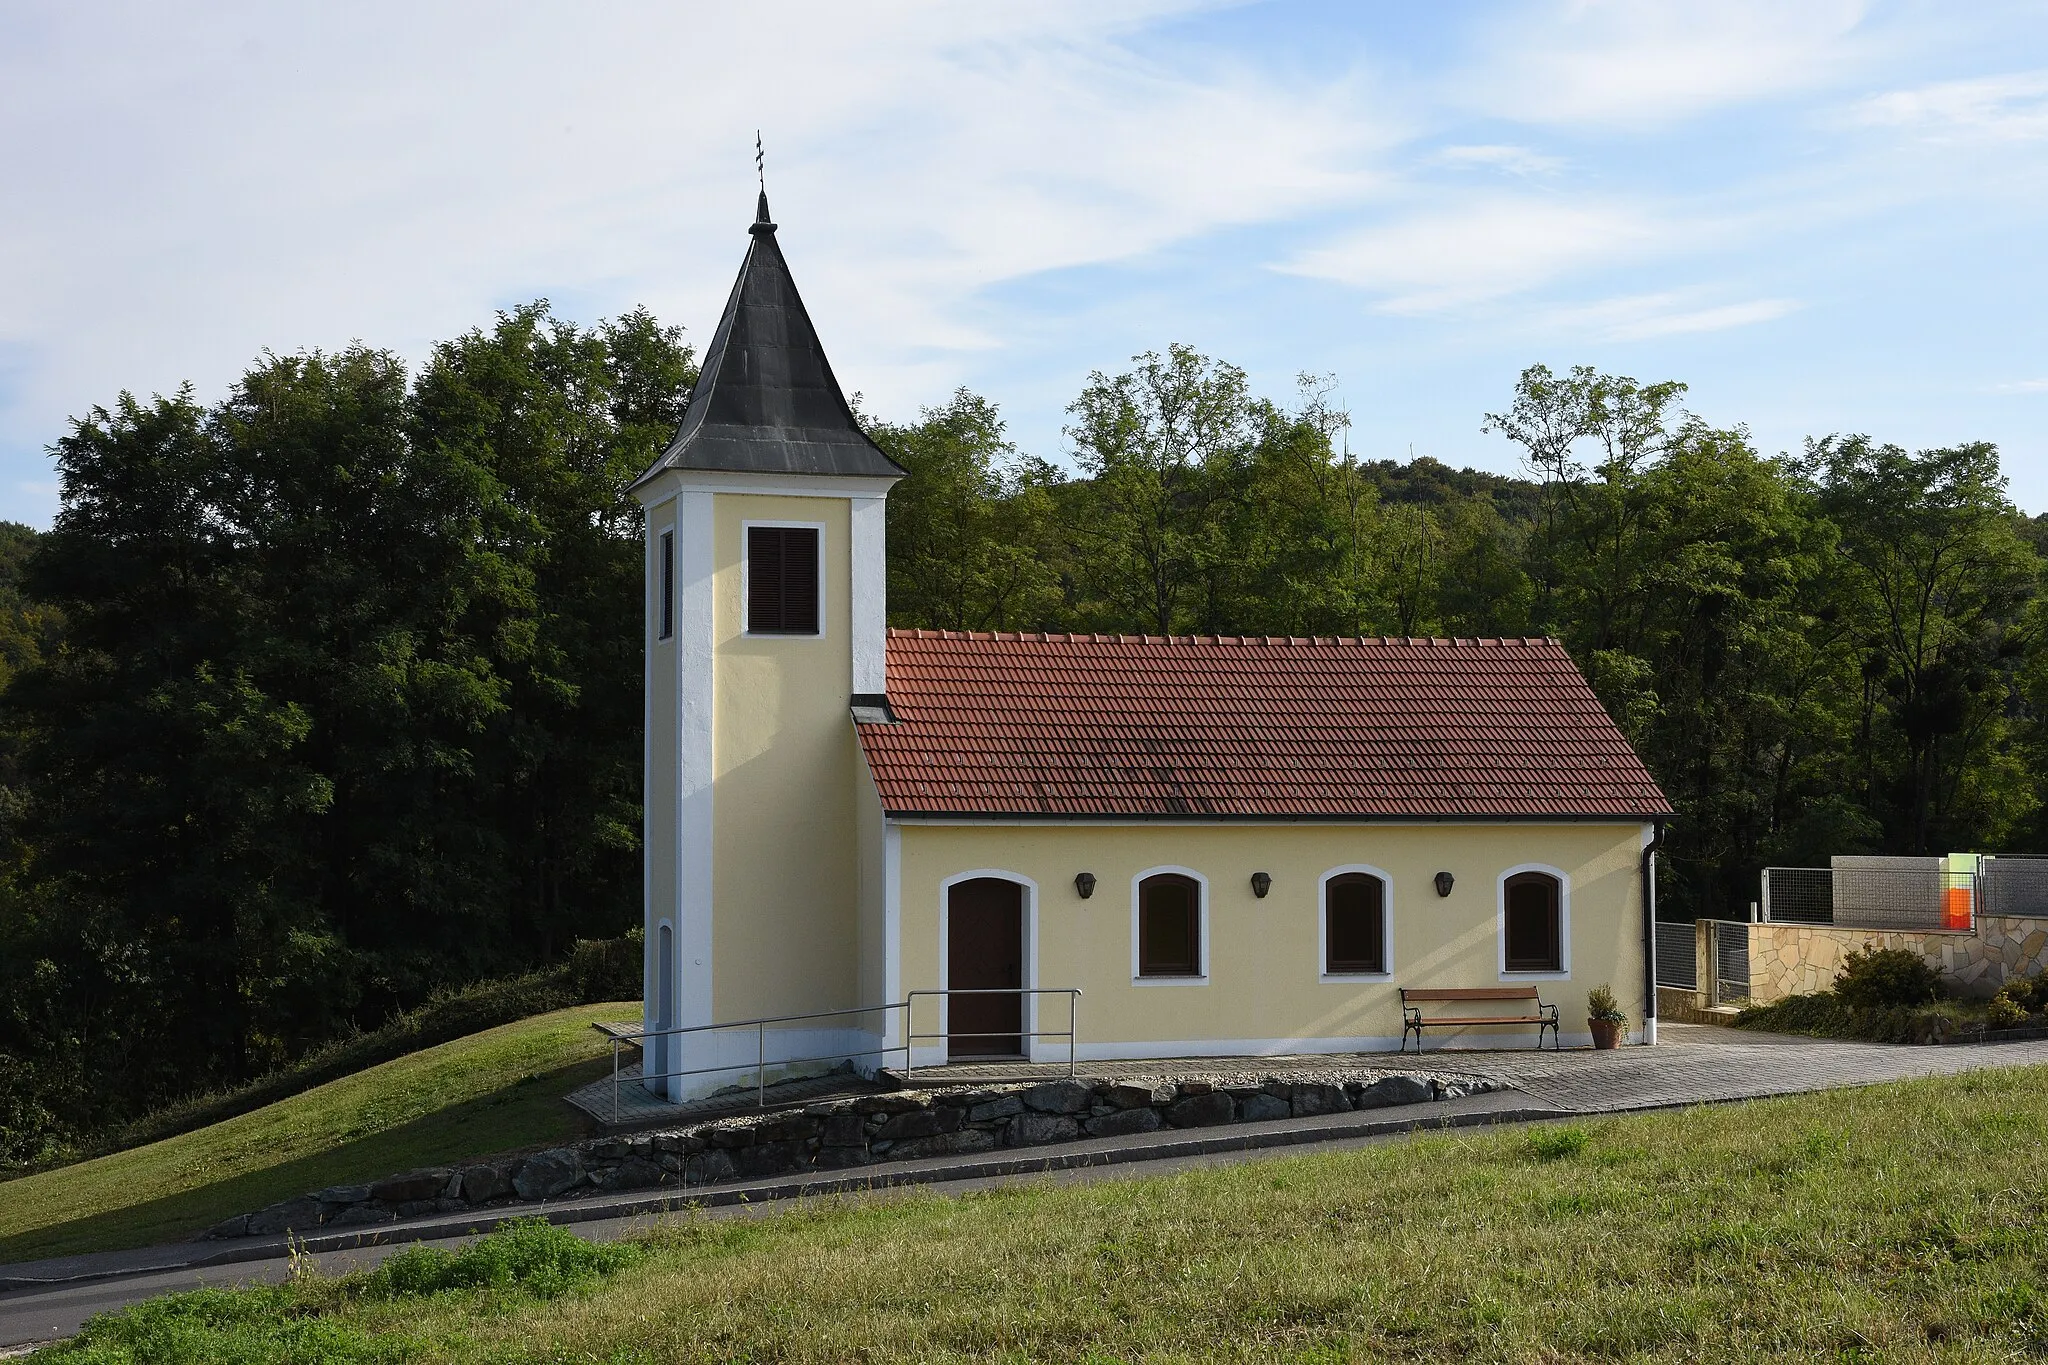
[1401,986,1559,1052]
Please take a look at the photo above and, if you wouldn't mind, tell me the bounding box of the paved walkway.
[9,1024,2048,1352]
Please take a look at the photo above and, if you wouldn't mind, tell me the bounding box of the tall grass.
[34,1063,2048,1363]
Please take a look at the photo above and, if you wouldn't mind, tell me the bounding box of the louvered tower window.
[746,525,820,635]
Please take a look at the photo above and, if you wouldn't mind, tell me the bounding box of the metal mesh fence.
[1712,921,1751,1003]
[1654,921,1697,989]
[1981,856,2048,920]
[1760,867,1833,923]
[1763,862,1975,930]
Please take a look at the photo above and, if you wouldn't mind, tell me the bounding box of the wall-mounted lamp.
[1434,871,1455,898]
[1075,871,1097,900]
[1250,871,1272,899]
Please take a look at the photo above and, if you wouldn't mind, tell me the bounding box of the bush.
[1833,946,1941,1009]
[1989,973,2046,1029]
[367,1219,643,1301]
[1586,984,1627,1024]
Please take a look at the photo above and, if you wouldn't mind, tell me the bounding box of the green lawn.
[39,1062,2048,1363]
[0,1002,634,1265]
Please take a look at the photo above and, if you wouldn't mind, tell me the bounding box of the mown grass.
[0,1003,634,1264]
[35,1063,2048,1362]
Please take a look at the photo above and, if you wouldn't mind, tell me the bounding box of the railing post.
[757,1021,767,1107]
[612,1036,621,1123]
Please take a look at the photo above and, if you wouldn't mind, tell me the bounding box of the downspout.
[1640,819,1667,1045]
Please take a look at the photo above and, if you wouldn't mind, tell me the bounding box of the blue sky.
[3,1,2048,524]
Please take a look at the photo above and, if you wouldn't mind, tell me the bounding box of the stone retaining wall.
[1746,915,2048,1004]
[206,1070,1501,1241]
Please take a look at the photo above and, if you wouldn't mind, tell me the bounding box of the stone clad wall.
[1746,915,2048,1004]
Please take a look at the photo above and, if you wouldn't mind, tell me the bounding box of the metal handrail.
[610,988,1082,1122]
[904,987,1080,1084]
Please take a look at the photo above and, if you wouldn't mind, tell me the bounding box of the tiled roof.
[857,632,1672,820]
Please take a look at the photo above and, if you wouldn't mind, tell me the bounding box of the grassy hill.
[0,1002,634,1265]
[40,1062,2048,1362]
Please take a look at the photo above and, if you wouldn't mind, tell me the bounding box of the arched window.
[1324,872,1388,975]
[1137,873,1202,978]
[1503,871,1563,973]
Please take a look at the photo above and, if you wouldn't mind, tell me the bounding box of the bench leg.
[1402,1021,1418,1054]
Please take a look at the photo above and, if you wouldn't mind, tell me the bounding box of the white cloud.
[1988,378,2048,394]
[1539,292,1801,340]
[1855,70,2048,142]
[0,0,1401,521]
[1276,196,1666,312]
[1457,0,1873,125]
[1432,144,1564,177]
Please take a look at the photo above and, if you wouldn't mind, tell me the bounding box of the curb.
[0,1099,1559,1293]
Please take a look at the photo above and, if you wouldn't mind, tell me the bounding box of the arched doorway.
[947,877,1024,1057]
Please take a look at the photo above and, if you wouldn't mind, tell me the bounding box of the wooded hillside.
[2,310,2041,1168]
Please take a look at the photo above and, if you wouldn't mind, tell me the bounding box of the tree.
[1065,346,1256,634]
[1811,437,2038,853]
[874,390,1065,632]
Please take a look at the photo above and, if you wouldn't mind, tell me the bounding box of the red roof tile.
[857,632,1673,820]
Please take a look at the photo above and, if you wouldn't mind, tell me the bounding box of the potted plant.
[1586,984,1627,1050]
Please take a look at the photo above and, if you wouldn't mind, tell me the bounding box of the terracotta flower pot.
[1588,1018,1623,1050]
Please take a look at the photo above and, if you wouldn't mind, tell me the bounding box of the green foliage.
[367,1219,644,1300]
[1834,946,1943,1008]
[1585,984,1627,1023]
[1734,991,1977,1043]
[0,308,688,1144]
[43,1221,643,1362]
[1526,1125,1590,1160]
[1990,972,2047,1028]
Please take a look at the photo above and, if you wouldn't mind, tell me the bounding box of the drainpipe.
[1641,819,1667,1045]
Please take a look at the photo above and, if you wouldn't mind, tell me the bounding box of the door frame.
[937,870,1039,1063]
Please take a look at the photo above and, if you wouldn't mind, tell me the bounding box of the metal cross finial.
[755,131,764,192]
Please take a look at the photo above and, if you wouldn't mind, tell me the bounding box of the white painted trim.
[1498,862,1571,980]
[1131,866,1210,985]
[888,816,1653,828]
[1317,864,1395,983]
[882,822,902,1050]
[936,871,1040,1065]
[641,517,657,1041]
[849,494,887,694]
[740,518,827,639]
[1070,1032,1599,1060]
[669,471,902,499]
[676,492,716,1044]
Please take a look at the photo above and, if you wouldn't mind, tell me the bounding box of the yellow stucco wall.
[711,493,862,1021]
[896,821,1650,1054]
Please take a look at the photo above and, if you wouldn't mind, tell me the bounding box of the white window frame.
[1498,862,1571,980]
[740,519,827,639]
[935,870,1041,1062]
[1131,866,1209,986]
[1318,864,1395,983]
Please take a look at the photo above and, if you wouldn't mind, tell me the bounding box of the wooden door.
[947,877,1024,1056]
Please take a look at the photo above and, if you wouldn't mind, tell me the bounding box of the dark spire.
[631,190,905,485]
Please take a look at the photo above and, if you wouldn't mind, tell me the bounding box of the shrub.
[1989,973,2045,1029]
[1833,946,1941,1009]
[1586,984,1627,1024]
[367,1220,644,1301]
[1988,991,2030,1029]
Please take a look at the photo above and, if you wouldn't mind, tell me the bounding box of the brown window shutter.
[1325,874,1386,973]
[747,526,819,634]
[1138,873,1201,977]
